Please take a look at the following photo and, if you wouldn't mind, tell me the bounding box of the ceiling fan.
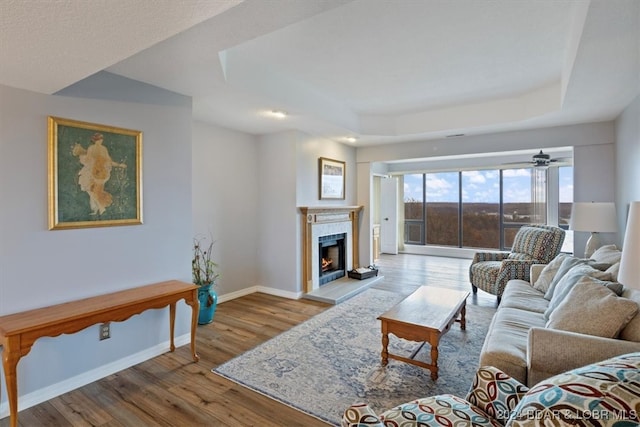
[503,150,572,168]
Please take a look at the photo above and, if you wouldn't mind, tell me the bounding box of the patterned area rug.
[212,288,496,426]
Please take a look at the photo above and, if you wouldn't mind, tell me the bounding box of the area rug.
[212,288,495,426]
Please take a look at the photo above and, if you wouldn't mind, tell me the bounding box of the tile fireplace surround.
[299,206,363,294]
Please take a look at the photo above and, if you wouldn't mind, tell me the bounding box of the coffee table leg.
[430,338,439,380]
[460,302,467,331]
[381,322,389,366]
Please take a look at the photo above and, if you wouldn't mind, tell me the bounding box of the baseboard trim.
[218,286,302,303]
[0,334,190,418]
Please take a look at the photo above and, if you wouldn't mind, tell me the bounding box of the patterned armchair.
[342,352,640,427]
[469,224,565,300]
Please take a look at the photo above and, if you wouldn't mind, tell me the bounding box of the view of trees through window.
[403,166,573,250]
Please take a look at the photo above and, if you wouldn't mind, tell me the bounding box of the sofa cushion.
[543,263,614,320]
[621,288,640,342]
[546,277,639,338]
[500,280,549,314]
[589,244,622,264]
[480,308,547,384]
[506,352,640,426]
[543,256,587,300]
[378,395,501,427]
[532,253,570,293]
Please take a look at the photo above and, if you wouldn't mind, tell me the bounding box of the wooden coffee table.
[377,286,470,380]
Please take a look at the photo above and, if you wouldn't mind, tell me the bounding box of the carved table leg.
[381,321,389,366]
[430,336,440,381]
[460,302,467,331]
[169,302,176,352]
[2,337,22,427]
[186,291,200,362]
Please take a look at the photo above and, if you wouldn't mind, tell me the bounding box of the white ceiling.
[1,0,638,146]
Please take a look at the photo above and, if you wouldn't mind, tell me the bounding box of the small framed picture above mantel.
[319,157,345,200]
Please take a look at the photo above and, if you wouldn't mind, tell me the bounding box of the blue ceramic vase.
[197,283,218,325]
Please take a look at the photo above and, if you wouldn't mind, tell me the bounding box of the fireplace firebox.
[318,233,346,285]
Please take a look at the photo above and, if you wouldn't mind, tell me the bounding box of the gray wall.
[192,120,260,297]
[0,84,193,413]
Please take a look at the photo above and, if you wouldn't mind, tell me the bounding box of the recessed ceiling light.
[265,110,287,119]
[345,136,357,143]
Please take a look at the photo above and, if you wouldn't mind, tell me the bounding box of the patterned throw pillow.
[466,366,529,425]
[506,352,640,426]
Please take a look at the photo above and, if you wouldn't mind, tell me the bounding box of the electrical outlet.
[99,322,111,340]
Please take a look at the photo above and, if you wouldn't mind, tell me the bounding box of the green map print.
[57,125,138,222]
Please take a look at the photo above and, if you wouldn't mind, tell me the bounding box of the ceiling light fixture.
[345,136,357,143]
[267,110,288,119]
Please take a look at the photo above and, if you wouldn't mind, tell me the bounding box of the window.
[462,170,499,248]
[403,174,424,244]
[401,165,573,251]
[503,168,530,247]
[558,166,574,253]
[426,172,459,246]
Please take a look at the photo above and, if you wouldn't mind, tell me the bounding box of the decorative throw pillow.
[532,254,570,293]
[620,288,640,342]
[543,256,587,300]
[606,262,620,282]
[546,276,639,338]
[543,263,614,319]
[589,244,622,264]
[506,353,640,426]
[466,366,529,425]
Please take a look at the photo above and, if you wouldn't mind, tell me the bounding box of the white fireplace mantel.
[299,206,363,293]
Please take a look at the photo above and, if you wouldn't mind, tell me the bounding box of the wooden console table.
[0,280,200,427]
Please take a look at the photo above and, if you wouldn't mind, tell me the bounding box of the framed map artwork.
[319,157,345,200]
[48,116,143,230]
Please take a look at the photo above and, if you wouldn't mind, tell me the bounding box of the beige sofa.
[479,244,640,386]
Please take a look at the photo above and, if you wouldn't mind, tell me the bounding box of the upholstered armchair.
[469,224,565,300]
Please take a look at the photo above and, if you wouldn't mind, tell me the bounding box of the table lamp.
[569,202,618,258]
[618,201,640,290]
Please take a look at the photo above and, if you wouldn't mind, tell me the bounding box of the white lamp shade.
[569,202,618,232]
[618,201,640,289]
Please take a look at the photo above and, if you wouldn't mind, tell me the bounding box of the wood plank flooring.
[1,254,497,426]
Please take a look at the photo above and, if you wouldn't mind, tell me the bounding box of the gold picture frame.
[319,157,345,200]
[48,116,143,230]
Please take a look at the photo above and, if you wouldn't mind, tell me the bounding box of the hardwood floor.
[1,254,497,426]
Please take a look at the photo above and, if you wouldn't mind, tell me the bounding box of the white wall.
[615,94,640,245]
[0,85,193,413]
[192,121,260,296]
[357,122,614,163]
